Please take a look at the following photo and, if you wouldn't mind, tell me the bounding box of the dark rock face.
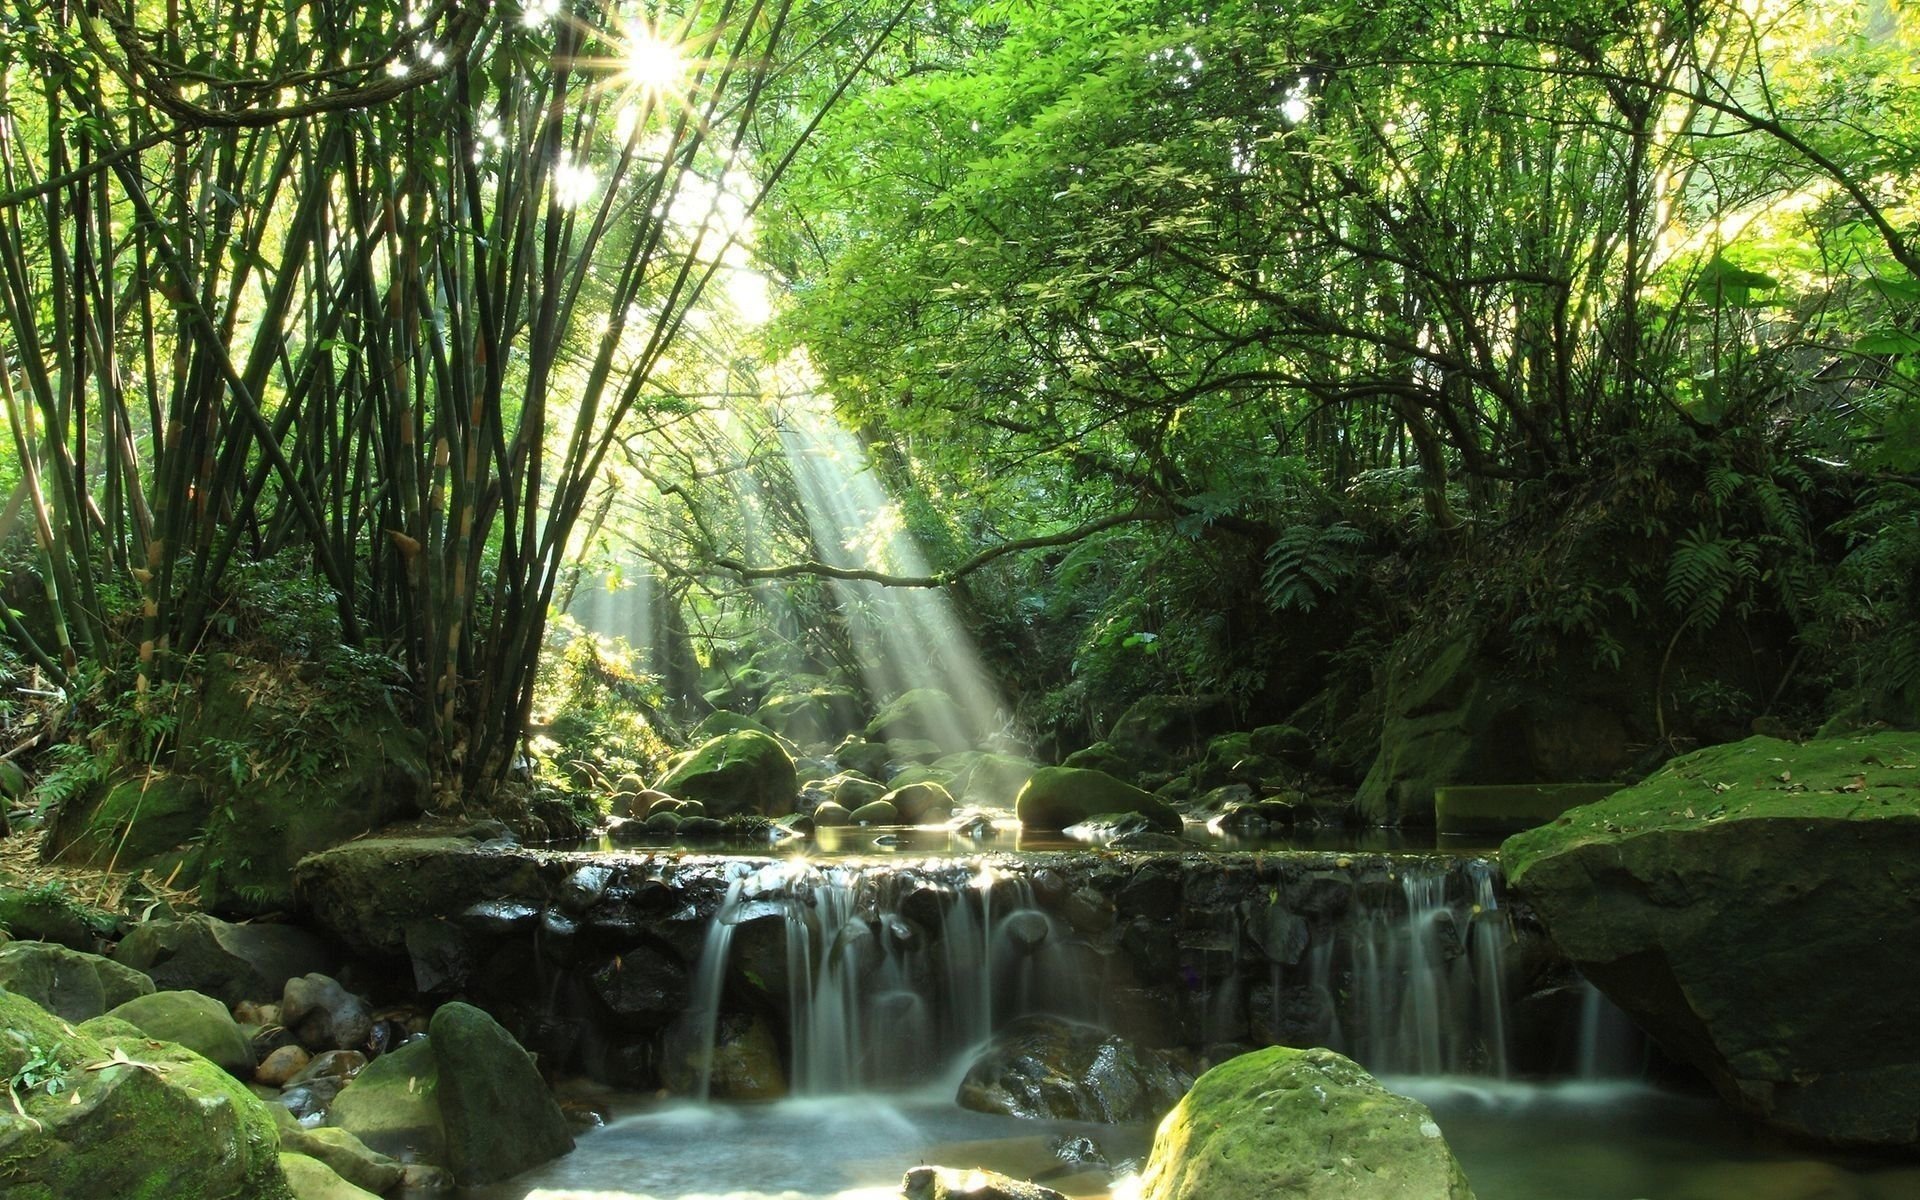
[1503,732,1920,1151]
[429,1001,574,1185]
[957,1015,1194,1123]
[114,912,334,1005]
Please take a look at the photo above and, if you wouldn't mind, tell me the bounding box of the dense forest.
[2,0,1916,853]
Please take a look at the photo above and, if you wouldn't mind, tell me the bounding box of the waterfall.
[688,873,748,1101]
[682,855,1520,1097]
[1574,978,1647,1080]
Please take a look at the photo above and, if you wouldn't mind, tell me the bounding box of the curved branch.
[705,505,1169,588]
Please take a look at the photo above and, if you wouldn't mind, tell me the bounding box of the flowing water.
[462,853,1917,1199]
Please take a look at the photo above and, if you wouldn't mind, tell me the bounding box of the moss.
[1502,732,1920,885]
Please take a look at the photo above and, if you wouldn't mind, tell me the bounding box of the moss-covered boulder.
[884,781,954,824]
[1014,768,1182,833]
[0,940,154,1021]
[42,654,428,914]
[690,709,776,742]
[655,730,798,818]
[756,687,865,746]
[0,991,291,1199]
[1060,741,1135,778]
[429,1001,573,1185]
[114,912,334,1006]
[279,1126,402,1195]
[864,688,977,753]
[0,884,119,949]
[1501,732,1920,1150]
[107,989,255,1077]
[326,1038,444,1163]
[944,752,1038,807]
[1138,1046,1475,1200]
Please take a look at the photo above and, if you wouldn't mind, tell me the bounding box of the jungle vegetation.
[1,0,1916,815]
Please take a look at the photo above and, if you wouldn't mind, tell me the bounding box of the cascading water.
[689,859,1086,1096]
[687,855,1519,1095]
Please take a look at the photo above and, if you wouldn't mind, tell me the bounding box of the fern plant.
[1261,522,1367,613]
[1664,528,1762,631]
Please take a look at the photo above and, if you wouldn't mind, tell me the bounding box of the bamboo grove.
[0,0,905,800]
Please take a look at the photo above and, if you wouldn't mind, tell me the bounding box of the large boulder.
[0,991,291,1199]
[292,835,545,958]
[277,1152,382,1200]
[279,1126,403,1195]
[429,1000,573,1184]
[0,940,154,1021]
[1138,1045,1475,1199]
[115,913,334,1005]
[864,688,977,753]
[1501,732,1920,1150]
[1015,768,1182,833]
[326,1038,445,1163]
[957,1015,1193,1123]
[655,730,798,818]
[107,989,255,1076]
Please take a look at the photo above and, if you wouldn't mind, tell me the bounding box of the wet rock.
[430,1000,574,1184]
[886,781,955,824]
[292,1049,369,1085]
[114,912,333,1006]
[589,945,690,1029]
[1137,1046,1475,1200]
[294,836,544,957]
[850,799,900,825]
[661,1010,788,1100]
[1109,830,1190,851]
[1243,902,1311,966]
[605,814,650,843]
[901,1165,1069,1200]
[957,1015,1193,1123]
[257,1043,312,1086]
[0,940,154,1021]
[283,973,374,1052]
[457,899,539,938]
[0,992,285,1199]
[282,1076,349,1119]
[1002,910,1052,952]
[558,864,614,913]
[655,730,798,818]
[1504,732,1920,1151]
[645,810,683,834]
[812,800,853,827]
[107,988,255,1076]
[1016,767,1183,833]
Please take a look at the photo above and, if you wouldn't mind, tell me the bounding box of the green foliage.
[1262,523,1367,614]
[533,618,673,797]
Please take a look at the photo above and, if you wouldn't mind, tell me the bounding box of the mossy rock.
[1061,741,1137,778]
[279,1126,402,1195]
[277,1152,382,1200]
[0,884,119,950]
[689,709,775,742]
[325,1037,444,1164]
[1138,1045,1475,1199]
[43,655,429,915]
[655,730,798,819]
[114,912,335,1006]
[833,735,894,780]
[864,688,977,753]
[1501,732,1920,1150]
[825,773,888,809]
[107,989,255,1077]
[945,753,1036,806]
[429,1001,573,1185]
[1248,723,1314,764]
[884,781,955,824]
[1014,768,1182,833]
[1106,694,1236,769]
[0,990,292,1200]
[884,763,957,793]
[0,940,155,1022]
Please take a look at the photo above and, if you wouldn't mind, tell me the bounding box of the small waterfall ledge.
[294,840,1606,1094]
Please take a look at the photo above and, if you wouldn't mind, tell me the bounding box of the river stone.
[0,991,290,1199]
[885,781,955,823]
[428,1000,573,1184]
[283,973,374,1052]
[281,1126,405,1195]
[278,1151,383,1200]
[114,913,334,1006]
[957,1015,1192,1123]
[655,730,798,818]
[1501,731,1920,1150]
[827,772,888,808]
[326,1037,443,1163]
[258,1044,313,1087]
[108,989,255,1076]
[812,800,853,827]
[0,939,154,1021]
[901,1165,1069,1200]
[849,799,899,825]
[1138,1046,1474,1200]
[833,736,894,780]
[1015,767,1183,833]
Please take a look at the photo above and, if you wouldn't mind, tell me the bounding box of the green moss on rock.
[655,730,798,818]
[1014,768,1182,833]
[1138,1045,1474,1200]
